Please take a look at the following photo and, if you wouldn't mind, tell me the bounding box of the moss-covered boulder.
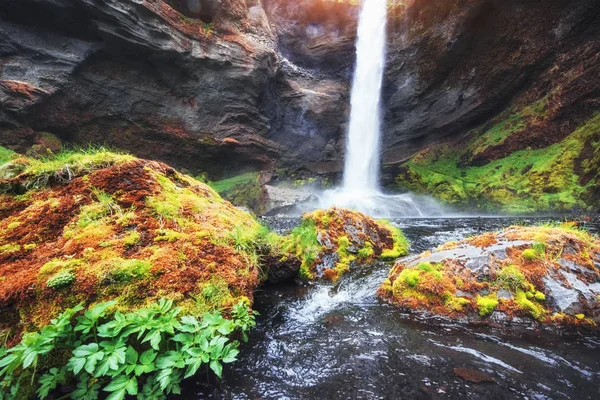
[276,208,409,281]
[378,224,600,329]
[0,148,273,340]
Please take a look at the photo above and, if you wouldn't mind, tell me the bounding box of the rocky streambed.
[181,217,600,399]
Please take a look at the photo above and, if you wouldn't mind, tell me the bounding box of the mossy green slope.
[394,112,600,213]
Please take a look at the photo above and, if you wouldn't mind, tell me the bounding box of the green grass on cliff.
[396,113,600,213]
[208,172,259,193]
[0,146,16,166]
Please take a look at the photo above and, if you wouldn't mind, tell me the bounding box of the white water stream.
[319,0,444,217]
[342,0,387,193]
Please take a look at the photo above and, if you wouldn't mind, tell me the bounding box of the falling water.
[342,0,387,193]
[319,0,445,217]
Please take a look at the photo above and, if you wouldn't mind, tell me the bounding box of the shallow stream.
[182,218,600,399]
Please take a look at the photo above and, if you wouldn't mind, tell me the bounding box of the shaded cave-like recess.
[165,0,217,23]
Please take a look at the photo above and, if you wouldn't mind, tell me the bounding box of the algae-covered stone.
[0,148,273,337]
[277,207,409,281]
[378,224,600,329]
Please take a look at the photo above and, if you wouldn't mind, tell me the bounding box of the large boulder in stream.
[0,148,273,340]
[274,208,409,281]
[378,225,600,330]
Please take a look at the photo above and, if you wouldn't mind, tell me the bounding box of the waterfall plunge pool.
[178,217,600,400]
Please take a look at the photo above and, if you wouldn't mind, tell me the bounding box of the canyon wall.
[1,0,599,210]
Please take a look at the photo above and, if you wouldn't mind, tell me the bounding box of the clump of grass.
[497,265,528,291]
[77,188,122,228]
[208,172,259,193]
[0,146,16,166]
[280,219,322,280]
[7,146,134,190]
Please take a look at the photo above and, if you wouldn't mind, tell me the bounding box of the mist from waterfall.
[342,0,387,193]
[318,0,445,217]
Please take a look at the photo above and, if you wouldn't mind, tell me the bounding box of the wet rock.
[379,225,600,329]
[266,254,301,284]
[285,207,409,281]
[453,367,495,383]
[263,185,318,216]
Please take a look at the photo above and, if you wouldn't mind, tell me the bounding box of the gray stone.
[497,289,513,300]
[263,185,318,216]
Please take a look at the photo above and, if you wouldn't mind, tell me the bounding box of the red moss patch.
[0,155,263,338]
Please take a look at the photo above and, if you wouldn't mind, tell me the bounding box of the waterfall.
[342,0,387,193]
[317,0,446,217]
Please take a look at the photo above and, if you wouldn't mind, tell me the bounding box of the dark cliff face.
[1,0,598,185]
[0,0,354,178]
[381,0,600,168]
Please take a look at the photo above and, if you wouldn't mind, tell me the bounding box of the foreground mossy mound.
[393,113,600,213]
[378,223,600,329]
[276,208,409,281]
[0,148,272,339]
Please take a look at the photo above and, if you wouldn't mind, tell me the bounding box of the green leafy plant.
[46,270,76,289]
[0,298,255,400]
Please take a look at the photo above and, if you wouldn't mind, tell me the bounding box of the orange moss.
[380,225,600,329]
[0,155,264,336]
[466,232,498,248]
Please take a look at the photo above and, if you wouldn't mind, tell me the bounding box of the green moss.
[209,172,259,193]
[280,219,322,280]
[398,268,421,288]
[122,230,141,246]
[39,259,82,278]
[337,235,350,255]
[0,243,20,254]
[0,146,16,165]
[515,290,546,320]
[378,220,410,260]
[7,221,21,230]
[534,292,546,301]
[496,265,528,291]
[357,242,374,259]
[395,113,600,212]
[46,270,75,289]
[110,259,151,282]
[470,112,526,155]
[23,243,37,251]
[154,229,182,242]
[195,276,237,313]
[521,249,538,261]
[445,296,471,312]
[476,294,499,316]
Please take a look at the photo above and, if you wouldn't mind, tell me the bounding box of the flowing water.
[319,0,444,217]
[182,217,600,400]
[342,0,387,193]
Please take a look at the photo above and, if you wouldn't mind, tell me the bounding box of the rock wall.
[0,0,354,178]
[1,0,599,201]
[382,0,600,168]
